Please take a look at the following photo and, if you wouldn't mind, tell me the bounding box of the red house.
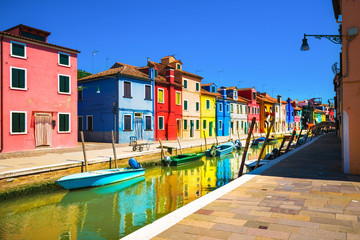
[0,25,80,153]
[237,87,260,133]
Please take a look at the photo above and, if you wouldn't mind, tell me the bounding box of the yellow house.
[200,84,217,138]
[257,92,276,133]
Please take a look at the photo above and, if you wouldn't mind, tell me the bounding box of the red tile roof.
[201,89,218,97]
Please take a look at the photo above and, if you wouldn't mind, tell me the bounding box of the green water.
[0,142,281,240]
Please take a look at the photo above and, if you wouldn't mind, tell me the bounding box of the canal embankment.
[125,133,360,240]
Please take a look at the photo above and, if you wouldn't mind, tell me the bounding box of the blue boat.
[251,137,266,146]
[56,158,145,190]
[205,141,235,157]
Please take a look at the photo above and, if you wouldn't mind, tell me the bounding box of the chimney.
[277,95,281,103]
[166,67,174,84]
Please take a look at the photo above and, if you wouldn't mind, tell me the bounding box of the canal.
[0,141,282,240]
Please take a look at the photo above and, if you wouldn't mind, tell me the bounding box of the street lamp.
[78,86,101,94]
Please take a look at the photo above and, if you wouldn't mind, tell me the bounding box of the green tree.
[78,69,92,80]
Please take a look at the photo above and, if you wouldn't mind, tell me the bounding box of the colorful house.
[200,83,217,138]
[237,88,260,133]
[78,62,155,143]
[216,87,231,136]
[257,92,276,133]
[285,98,294,130]
[0,24,79,153]
[226,87,248,136]
[291,100,302,130]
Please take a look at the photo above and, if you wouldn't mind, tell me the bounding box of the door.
[190,120,194,138]
[35,114,52,147]
[134,116,143,140]
[177,119,182,137]
[209,121,213,136]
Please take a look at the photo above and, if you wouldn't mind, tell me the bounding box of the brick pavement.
[152,133,360,240]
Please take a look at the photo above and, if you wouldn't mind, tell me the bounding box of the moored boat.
[251,137,265,146]
[162,153,204,166]
[205,141,235,157]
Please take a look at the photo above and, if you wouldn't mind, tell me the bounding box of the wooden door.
[35,114,52,147]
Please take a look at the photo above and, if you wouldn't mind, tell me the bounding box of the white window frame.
[58,112,71,133]
[10,111,27,134]
[58,52,71,67]
[145,115,152,130]
[123,114,132,131]
[10,66,27,90]
[78,116,83,131]
[86,115,93,131]
[123,81,132,98]
[158,88,164,103]
[10,41,27,59]
[158,116,164,130]
[144,84,152,100]
[195,82,200,92]
[175,91,181,105]
[183,79,188,89]
[184,100,188,111]
[219,120,223,130]
[196,101,200,112]
[206,99,211,110]
[58,74,71,94]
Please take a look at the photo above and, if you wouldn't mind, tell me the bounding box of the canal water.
[0,142,282,240]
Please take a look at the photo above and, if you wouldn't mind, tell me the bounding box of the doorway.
[35,113,52,147]
[134,113,143,140]
[177,119,182,137]
[190,120,194,138]
[209,121,213,136]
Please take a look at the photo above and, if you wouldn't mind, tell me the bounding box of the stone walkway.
[152,134,360,240]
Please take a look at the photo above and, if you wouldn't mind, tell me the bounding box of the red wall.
[0,37,78,152]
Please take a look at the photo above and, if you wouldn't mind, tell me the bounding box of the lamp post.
[78,86,101,94]
[300,34,342,51]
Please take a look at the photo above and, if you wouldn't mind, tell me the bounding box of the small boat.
[56,158,145,190]
[251,137,265,146]
[245,159,271,171]
[266,138,278,144]
[162,153,204,166]
[205,141,235,157]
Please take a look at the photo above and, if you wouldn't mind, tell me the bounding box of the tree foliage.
[78,70,92,80]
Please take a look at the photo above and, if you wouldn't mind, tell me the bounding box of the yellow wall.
[200,94,216,138]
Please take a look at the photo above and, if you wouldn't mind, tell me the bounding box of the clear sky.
[0,0,341,103]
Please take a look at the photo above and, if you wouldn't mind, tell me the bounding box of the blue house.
[285,98,294,130]
[78,62,155,143]
[216,87,231,137]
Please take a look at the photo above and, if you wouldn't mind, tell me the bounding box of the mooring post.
[177,135,183,154]
[285,130,296,153]
[238,117,256,177]
[80,131,88,172]
[215,133,219,145]
[204,130,208,150]
[255,119,275,169]
[159,138,165,160]
[111,130,118,168]
[278,135,288,156]
[295,127,303,148]
[237,129,240,141]
[304,127,311,144]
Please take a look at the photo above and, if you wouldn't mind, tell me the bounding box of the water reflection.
[0,141,282,240]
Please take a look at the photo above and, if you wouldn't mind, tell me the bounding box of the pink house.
[0,25,80,153]
[237,87,260,133]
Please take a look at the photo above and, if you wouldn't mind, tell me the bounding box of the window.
[219,103,223,112]
[11,111,26,134]
[78,89,83,101]
[206,99,210,109]
[124,81,131,98]
[236,121,239,130]
[230,104,233,113]
[176,91,181,105]
[155,69,158,78]
[227,104,229,113]
[248,107,250,113]
[241,121,244,129]
[184,100,188,110]
[145,116,152,130]
[177,64,181,70]
[86,115,93,131]
[158,116,164,130]
[196,120,200,130]
[234,91,237,98]
[203,119,207,129]
[59,113,70,133]
[196,102,200,112]
[145,85,152,100]
[59,52,70,66]
[219,120,223,130]
[124,115,132,131]
[211,86,216,93]
[237,105,239,114]
[58,75,70,94]
[196,82,200,92]
[183,120,188,130]
[183,79,188,89]
[240,106,243,114]
[10,67,26,90]
[78,116,83,131]
[158,89,164,103]
[252,92,256,100]
[11,41,26,58]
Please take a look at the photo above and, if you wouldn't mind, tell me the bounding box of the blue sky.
[0,0,340,103]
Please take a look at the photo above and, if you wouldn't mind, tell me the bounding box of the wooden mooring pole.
[215,133,219,145]
[159,138,165,160]
[295,127,303,148]
[285,130,296,153]
[177,135,183,154]
[80,131,88,172]
[203,130,208,150]
[255,119,275,169]
[111,130,118,168]
[238,117,256,177]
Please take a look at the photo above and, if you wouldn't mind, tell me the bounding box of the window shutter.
[145,86,151,100]
[124,82,131,97]
[60,54,69,65]
[12,43,25,57]
[124,115,131,130]
[60,76,70,93]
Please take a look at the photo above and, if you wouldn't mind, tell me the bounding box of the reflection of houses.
[201,160,217,194]
[183,166,202,204]
[79,62,155,143]
[200,83,217,138]
[237,88,260,133]
[0,24,80,152]
[216,156,232,187]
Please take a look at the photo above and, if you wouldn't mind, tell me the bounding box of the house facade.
[226,87,248,136]
[200,83,217,138]
[0,24,79,153]
[78,62,155,143]
[257,92,276,133]
[237,88,260,133]
[216,87,231,137]
[285,98,294,130]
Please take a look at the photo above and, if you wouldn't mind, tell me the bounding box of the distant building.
[0,24,80,152]
[200,83,217,138]
[216,87,231,137]
[286,98,294,130]
[225,87,248,136]
[237,88,260,133]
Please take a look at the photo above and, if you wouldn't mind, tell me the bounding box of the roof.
[79,62,164,82]
[201,89,218,97]
[225,86,237,90]
[5,24,51,36]
[237,96,249,104]
[0,29,79,54]
[148,60,203,80]
[294,107,302,111]
[256,92,277,104]
[237,87,255,91]
[201,83,216,87]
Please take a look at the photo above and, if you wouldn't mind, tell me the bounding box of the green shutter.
[12,43,25,57]
[196,83,199,91]
[184,101,188,110]
[206,100,210,109]
[12,68,25,89]
[196,120,199,130]
[59,114,69,132]
[12,112,25,133]
[196,102,199,111]
[203,120,206,129]
[159,117,163,130]
[60,76,70,93]
[184,120,188,130]
[184,80,187,89]
[59,54,69,65]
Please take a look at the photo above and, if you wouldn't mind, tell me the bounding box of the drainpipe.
[0,33,3,152]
